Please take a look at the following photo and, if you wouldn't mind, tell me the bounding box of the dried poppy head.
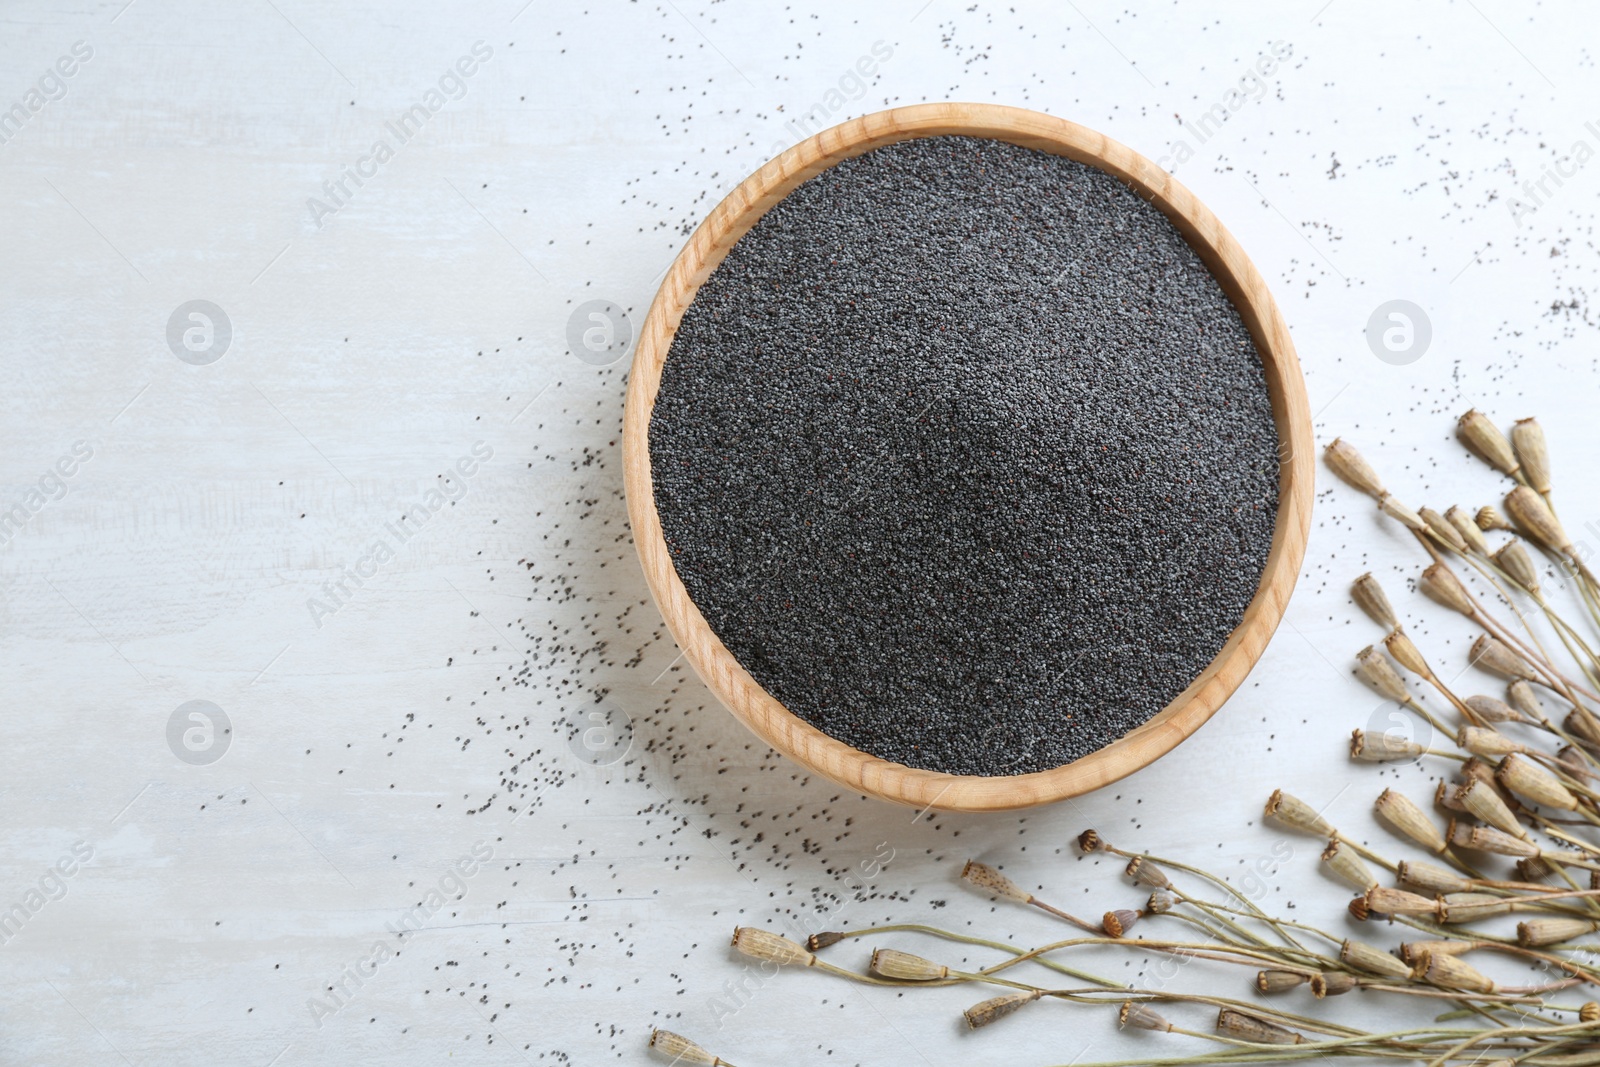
[1457,409,1519,476]
[1146,890,1177,914]
[1125,855,1172,889]
[1102,909,1141,938]
[1374,789,1446,853]
[1511,417,1551,494]
[1265,789,1335,836]
[1311,971,1357,997]
[730,927,814,967]
[1322,838,1377,890]
[1384,629,1432,678]
[1463,694,1522,724]
[1379,494,1428,531]
[961,860,1030,903]
[1493,540,1540,594]
[1215,1009,1305,1045]
[1476,504,1511,531]
[964,990,1041,1030]
[1469,635,1537,681]
[869,947,947,981]
[1325,438,1385,497]
[1119,1001,1172,1032]
[1419,563,1475,617]
[1445,506,1490,554]
[806,931,847,951]
[1356,646,1411,703]
[1352,573,1399,630]
[650,1030,721,1066]
[1256,969,1308,994]
[1421,507,1468,552]
[1504,485,1571,553]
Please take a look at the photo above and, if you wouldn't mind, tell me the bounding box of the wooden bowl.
[622,102,1313,812]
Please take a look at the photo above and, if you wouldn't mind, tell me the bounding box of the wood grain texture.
[623,102,1314,812]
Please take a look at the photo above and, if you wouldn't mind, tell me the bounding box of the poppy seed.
[649,136,1280,776]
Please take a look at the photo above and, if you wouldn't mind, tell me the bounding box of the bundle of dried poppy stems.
[653,844,1600,1066]
[649,412,1600,1065]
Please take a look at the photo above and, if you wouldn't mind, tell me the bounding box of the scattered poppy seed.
[650,136,1279,776]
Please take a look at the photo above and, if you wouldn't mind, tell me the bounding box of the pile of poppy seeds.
[649,136,1280,777]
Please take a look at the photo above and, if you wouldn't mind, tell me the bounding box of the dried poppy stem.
[815,924,1360,1035]
[1408,495,1580,671]
[728,927,970,988]
[1428,554,1583,698]
[960,860,1101,933]
[1391,913,1600,982]
[795,884,1584,1061]
[1056,986,1366,1040]
[1324,442,1476,570]
[1263,791,1397,874]
[857,943,1447,1056]
[1474,628,1600,708]
[1423,1017,1600,1067]
[1349,729,1461,763]
[806,923,1117,988]
[1086,834,1289,950]
[859,922,1339,998]
[1067,989,1365,1042]
[1090,831,1341,956]
[1410,539,1596,715]
[1504,483,1600,629]
[1161,897,1349,964]
[1044,988,1350,1048]
[1492,534,1600,676]
[843,938,1369,1040]
[1468,560,1600,698]
[1031,1015,1584,1067]
[1408,532,1600,708]
[1355,645,1454,737]
[1388,502,1600,751]
[1384,629,1479,724]
[988,936,1333,980]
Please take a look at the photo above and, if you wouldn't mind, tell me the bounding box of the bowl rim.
[621,102,1313,812]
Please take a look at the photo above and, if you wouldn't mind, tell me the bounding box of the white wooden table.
[3,1,1596,1063]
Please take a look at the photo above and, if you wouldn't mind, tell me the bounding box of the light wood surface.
[623,102,1313,812]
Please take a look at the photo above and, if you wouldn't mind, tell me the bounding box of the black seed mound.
[649,136,1280,777]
